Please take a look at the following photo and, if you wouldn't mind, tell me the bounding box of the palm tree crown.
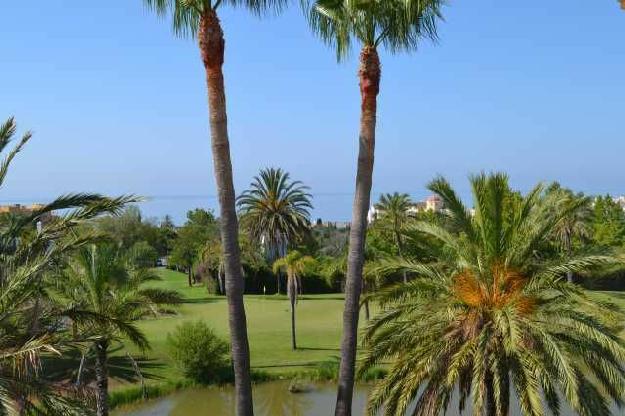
[361,173,625,416]
[238,168,313,261]
[374,192,413,255]
[304,0,443,60]
[144,0,287,37]
[375,192,412,221]
[57,244,180,347]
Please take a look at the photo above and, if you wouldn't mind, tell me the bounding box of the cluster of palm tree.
[0,118,135,414]
[0,117,181,415]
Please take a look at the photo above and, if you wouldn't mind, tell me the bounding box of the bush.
[167,321,230,384]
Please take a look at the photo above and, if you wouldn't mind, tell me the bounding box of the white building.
[613,196,625,211]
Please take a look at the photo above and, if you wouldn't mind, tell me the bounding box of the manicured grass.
[118,269,625,391]
[117,268,361,389]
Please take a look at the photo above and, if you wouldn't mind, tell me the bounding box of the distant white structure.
[425,195,444,212]
[613,196,625,211]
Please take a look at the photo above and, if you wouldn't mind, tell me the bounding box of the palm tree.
[272,251,315,350]
[0,117,136,413]
[55,244,181,416]
[360,173,625,416]
[302,1,444,412]
[238,168,313,261]
[143,2,288,412]
[548,185,592,283]
[374,192,413,283]
[238,168,313,292]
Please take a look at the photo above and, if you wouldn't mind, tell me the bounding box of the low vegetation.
[167,320,230,384]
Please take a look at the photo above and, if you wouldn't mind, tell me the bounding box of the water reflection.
[115,381,368,416]
[115,380,591,416]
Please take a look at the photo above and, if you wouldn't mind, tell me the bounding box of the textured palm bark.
[288,275,298,350]
[199,11,254,416]
[95,340,109,416]
[335,45,380,416]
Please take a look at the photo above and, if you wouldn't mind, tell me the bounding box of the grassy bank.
[113,269,362,396]
[113,268,625,407]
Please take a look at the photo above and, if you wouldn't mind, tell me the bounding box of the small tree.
[170,209,218,286]
[167,321,230,384]
[548,184,592,283]
[374,193,414,283]
[272,251,316,350]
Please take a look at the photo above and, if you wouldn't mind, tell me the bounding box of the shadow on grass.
[180,297,221,304]
[246,295,345,301]
[252,362,322,369]
[297,347,340,352]
[43,344,166,385]
[605,292,625,300]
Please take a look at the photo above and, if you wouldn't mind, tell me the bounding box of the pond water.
[114,381,367,416]
[114,380,592,416]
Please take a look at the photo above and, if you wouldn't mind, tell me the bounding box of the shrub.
[167,321,230,384]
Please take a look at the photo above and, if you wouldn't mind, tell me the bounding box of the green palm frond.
[238,167,312,261]
[0,117,31,190]
[56,243,178,353]
[303,0,444,61]
[361,173,625,416]
[144,0,288,38]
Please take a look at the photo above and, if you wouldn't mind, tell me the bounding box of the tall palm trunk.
[335,45,380,416]
[199,11,254,416]
[95,340,109,416]
[288,274,297,350]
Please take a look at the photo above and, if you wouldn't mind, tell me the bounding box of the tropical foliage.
[0,117,135,414]
[374,192,414,282]
[548,184,593,283]
[169,209,218,286]
[53,244,181,416]
[360,173,625,416]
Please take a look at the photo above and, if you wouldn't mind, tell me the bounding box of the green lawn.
[117,269,360,388]
[118,269,625,391]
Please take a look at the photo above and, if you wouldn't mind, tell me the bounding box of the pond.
[114,381,367,416]
[113,380,591,415]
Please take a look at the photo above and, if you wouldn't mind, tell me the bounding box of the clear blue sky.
[1,1,624,223]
